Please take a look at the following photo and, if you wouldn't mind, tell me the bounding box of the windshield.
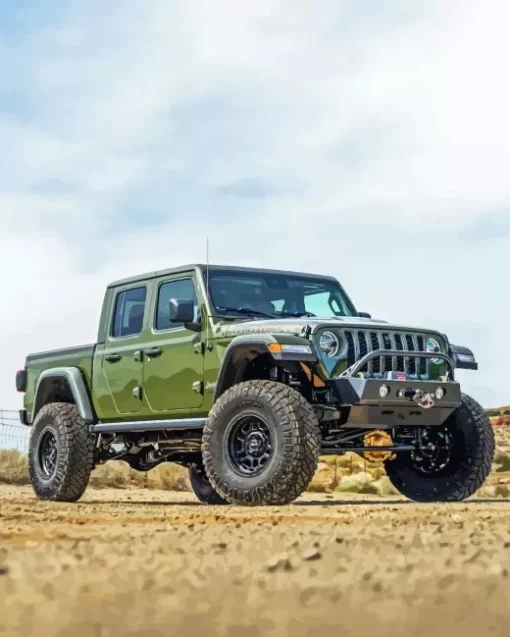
[205,268,357,319]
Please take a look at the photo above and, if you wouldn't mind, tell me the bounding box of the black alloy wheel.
[226,413,273,477]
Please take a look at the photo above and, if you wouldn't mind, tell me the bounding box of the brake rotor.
[362,430,394,463]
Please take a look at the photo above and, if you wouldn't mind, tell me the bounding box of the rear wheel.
[202,380,321,506]
[28,402,95,502]
[385,393,495,502]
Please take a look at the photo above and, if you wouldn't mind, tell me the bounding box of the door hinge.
[194,342,205,355]
[192,381,204,395]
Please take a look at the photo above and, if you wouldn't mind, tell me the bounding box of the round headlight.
[426,337,442,365]
[318,331,341,357]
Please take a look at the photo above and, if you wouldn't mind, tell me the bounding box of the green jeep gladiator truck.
[15,264,494,506]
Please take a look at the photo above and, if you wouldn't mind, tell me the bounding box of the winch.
[396,387,436,409]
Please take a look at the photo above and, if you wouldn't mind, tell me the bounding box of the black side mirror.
[450,344,478,370]
[169,298,200,331]
[358,311,372,319]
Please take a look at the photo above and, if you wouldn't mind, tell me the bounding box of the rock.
[266,554,293,573]
[303,549,322,562]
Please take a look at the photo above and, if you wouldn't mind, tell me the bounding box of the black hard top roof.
[107,264,337,289]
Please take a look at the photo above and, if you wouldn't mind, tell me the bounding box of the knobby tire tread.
[202,380,321,506]
[28,402,95,502]
[385,393,495,502]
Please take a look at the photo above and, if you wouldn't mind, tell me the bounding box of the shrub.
[373,476,400,497]
[89,461,190,491]
[336,471,378,495]
[494,483,510,498]
[494,450,510,473]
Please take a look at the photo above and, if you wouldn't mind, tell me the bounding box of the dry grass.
[3,405,510,498]
[0,450,191,491]
[89,461,189,491]
[3,445,510,498]
[0,449,399,495]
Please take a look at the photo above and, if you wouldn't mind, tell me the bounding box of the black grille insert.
[342,330,436,379]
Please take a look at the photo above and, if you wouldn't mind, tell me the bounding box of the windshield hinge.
[301,324,312,338]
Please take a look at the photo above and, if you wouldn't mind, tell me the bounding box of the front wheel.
[201,380,321,506]
[385,393,495,502]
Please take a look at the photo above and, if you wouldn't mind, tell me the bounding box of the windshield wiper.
[278,311,317,318]
[219,307,277,319]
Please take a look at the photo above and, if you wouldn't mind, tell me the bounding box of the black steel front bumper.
[327,349,462,429]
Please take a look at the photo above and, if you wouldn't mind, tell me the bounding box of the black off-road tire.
[262,391,321,505]
[28,402,95,502]
[188,464,228,505]
[202,380,321,506]
[385,393,495,502]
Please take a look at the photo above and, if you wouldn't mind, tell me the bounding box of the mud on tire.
[28,402,95,502]
[385,393,495,502]
[201,380,321,506]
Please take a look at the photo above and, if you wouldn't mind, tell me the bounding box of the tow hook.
[412,389,435,409]
[398,387,435,409]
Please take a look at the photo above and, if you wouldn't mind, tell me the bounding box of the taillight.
[16,369,27,393]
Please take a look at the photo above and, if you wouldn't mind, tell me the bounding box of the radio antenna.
[205,236,210,352]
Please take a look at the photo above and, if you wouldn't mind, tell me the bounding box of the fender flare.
[32,367,96,424]
[213,333,317,402]
[449,344,478,371]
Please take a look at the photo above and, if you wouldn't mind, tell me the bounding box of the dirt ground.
[1,485,510,637]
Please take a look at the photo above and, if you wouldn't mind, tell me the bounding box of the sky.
[1,0,510,411]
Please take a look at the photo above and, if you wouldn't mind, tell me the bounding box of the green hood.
[213,316,445,341]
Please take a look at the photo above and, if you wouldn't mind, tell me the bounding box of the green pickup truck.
[15,263,494,505]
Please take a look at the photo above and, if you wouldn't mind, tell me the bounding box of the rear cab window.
[111,286,147,338]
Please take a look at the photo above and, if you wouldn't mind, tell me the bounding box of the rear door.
[142,272,204,413]
[101,283,148,415]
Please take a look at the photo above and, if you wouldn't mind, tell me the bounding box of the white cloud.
[1,0,510,412]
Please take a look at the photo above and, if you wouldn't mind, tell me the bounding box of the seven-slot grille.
[343,330,438,379]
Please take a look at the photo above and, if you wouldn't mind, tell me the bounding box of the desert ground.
[1,483,510,637]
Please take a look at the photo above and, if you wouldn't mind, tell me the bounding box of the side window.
[112,286,147,338]
[155,278,199,331]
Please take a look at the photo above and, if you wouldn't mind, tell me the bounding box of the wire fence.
[0,410,29,454]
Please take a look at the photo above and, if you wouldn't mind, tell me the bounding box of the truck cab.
[96,268,205,418]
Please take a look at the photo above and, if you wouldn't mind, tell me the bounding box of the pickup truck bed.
[24,344,96,413]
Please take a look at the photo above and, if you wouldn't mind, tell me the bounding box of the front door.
[143,274,204,413]
[101,284,148,415]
